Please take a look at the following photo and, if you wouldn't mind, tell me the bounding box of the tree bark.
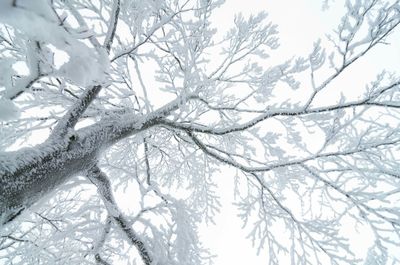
[0,115,150,225]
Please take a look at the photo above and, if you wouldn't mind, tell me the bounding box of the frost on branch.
[363,242,388,265]
[1,0,400,264]
[0,0,108,101]
[0,98,19,121]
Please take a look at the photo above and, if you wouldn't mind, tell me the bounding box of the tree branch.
[162,80,400,135]
[50,85,103,139]
[87,165,153,265]
[104,0,120,52]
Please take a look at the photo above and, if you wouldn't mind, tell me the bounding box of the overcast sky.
[201,1,400,264]
[3,1,399,264]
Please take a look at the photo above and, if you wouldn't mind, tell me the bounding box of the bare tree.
[1,0,400,264]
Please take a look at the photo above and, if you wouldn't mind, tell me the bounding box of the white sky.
[199,1,400,264]
[3,1,400,264]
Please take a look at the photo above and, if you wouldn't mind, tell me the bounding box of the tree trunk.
[0,114,153,225]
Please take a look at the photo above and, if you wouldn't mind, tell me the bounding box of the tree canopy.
[1,0,400,264]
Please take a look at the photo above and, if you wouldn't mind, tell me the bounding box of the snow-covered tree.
[1,0,400,264]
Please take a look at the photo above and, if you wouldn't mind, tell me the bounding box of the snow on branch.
[1,0,400,264]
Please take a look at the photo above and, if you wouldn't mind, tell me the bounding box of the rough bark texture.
[0,113,155,225]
